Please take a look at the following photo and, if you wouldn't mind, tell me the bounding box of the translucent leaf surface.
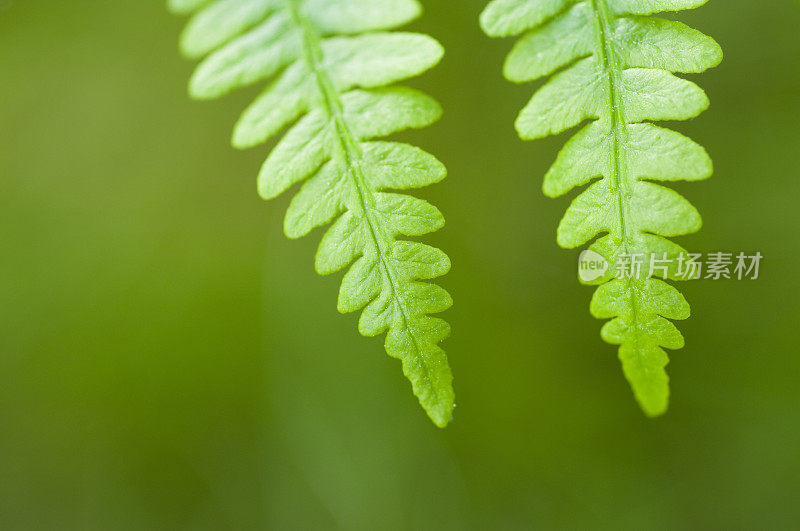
[482,0,721,416]
[173,0,454,427]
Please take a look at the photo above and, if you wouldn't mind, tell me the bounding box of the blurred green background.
[1,1,799,529]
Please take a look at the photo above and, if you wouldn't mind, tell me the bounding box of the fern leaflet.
[171,0,454,427]
[481,0,722,416]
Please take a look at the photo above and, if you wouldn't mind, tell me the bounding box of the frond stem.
[591,0,641,322]
[286,0,442,407]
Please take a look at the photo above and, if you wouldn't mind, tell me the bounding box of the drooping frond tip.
[481,0,721,416]
[172,0,455,427]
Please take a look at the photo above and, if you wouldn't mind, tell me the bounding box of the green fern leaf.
[481,0,722,416]
[171,0,454,427]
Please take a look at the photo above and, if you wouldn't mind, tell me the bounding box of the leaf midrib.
[590,0,642,324]
[286,0,446,421]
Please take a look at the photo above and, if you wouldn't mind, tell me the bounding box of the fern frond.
[171,0,454,427]
[481,0,722,416]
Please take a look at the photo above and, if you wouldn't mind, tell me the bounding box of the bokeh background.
[2,0,799,529]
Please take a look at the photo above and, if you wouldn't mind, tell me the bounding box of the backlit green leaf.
[482,0,721,416]
[173,0,454,427]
